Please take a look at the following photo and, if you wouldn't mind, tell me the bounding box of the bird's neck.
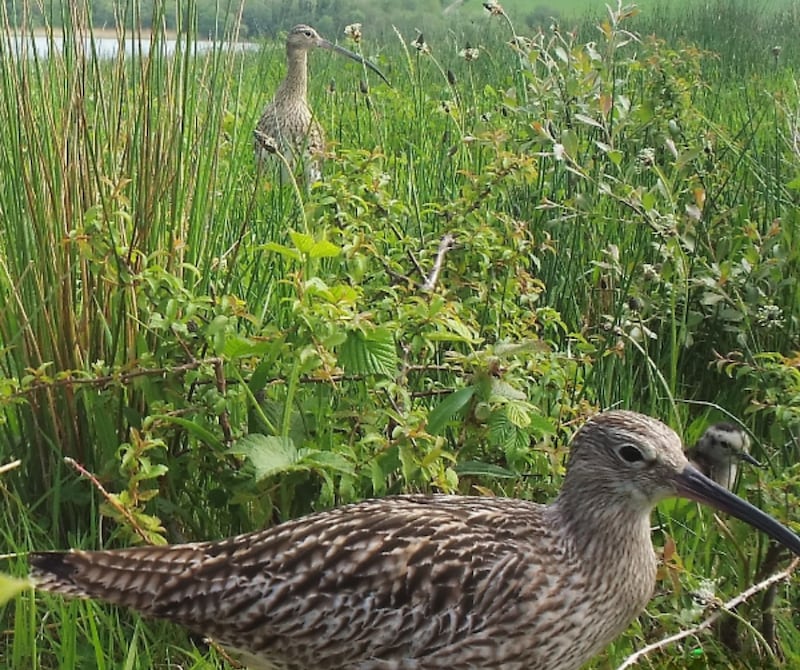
[544,489,658,654]
[278,48,308,103]
[711,461,737,489]
[549,481,658,600]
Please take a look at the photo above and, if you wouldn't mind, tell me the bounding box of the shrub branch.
[616,557,800,669]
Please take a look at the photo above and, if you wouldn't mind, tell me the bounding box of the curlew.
[686,421,761,490]
[254,24,389,183]
[29,411,800,670]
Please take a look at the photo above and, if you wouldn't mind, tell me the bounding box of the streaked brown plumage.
[685,421,760,490]
[29,411,800,670]
[254,24,389,183]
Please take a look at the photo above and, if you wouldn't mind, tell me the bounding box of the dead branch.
[616,557,799,670]
[7,357,224,400]
[63,457,152,545]
[422,233,456,291]
[0,459,22,476]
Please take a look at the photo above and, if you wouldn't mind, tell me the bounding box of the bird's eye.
[619,444,644,463]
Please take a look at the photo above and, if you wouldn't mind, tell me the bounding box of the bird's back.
[31,495,634,670]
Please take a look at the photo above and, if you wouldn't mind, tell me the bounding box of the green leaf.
[261,241,302,262]
[561,128,579,158]
[289,231,316,254]
[574,113,604,129]
[339,328,398,376]
[150,415,225,451]
[428,386,475,435]
[490,379,527,401]
[488,412,518,451]
[228,435,302,482]
[0,574,30,605]
[300,449,355,476]
[309,239,341,259]
[505,402,532,429]
[786,174,800,191]
[529,414,556,435]
[223,336,275,359]
[454,460,518,479]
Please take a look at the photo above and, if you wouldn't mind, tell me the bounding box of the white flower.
[459,45,480,61]
[344,23,362,44]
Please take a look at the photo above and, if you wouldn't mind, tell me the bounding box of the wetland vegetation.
[1,0,799,667]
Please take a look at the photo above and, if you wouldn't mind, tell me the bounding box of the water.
[5,33,257,59]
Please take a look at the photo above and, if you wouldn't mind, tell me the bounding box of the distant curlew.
[29,411,800,670]
[254,24,389,183]
[686,421,761,490]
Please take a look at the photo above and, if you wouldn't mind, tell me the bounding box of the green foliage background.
[1,0,799,668]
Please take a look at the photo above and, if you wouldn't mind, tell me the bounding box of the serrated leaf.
[490,379,527,401]
[488,412,520,452]
[505,402,532,429]
[0,574,30,604]
[339,328,398,376]
[228,435,302,482]
[427,386,475,435]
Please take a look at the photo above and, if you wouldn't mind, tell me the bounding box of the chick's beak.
[739,451,762,467]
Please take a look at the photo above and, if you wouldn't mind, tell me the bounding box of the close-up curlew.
[685,421,761,490]
[29,410,800,670]
[253,24,389,183]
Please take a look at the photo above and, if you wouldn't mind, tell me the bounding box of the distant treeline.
[4,0,565,40]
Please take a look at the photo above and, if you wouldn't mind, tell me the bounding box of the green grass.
[2,0,800,667]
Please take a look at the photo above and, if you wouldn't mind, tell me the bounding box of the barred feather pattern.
[32,411,798,670]
[253,25,330,183]
[30,492,655,670]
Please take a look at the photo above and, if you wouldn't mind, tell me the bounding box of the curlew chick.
[254,24,389,183]
[686,421,761,490]
[29,411,800,670]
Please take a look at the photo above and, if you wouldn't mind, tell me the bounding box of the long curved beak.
[316,39,391,86]
[674,464,800,554]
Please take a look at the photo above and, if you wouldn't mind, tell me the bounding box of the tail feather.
[29,546,207,613]
[29,552,92,599]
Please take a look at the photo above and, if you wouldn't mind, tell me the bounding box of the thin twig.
[406,248,426,279]
[206,638,245,668]
[0,459,22,475]
[65,457,241,666]
[410,388,460,398]
[616,557,800,669]
[212,357,233,446]
[422,233,456,291]
[7,357,223,400]
[63,457,152,545]
[263,364,464,388]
